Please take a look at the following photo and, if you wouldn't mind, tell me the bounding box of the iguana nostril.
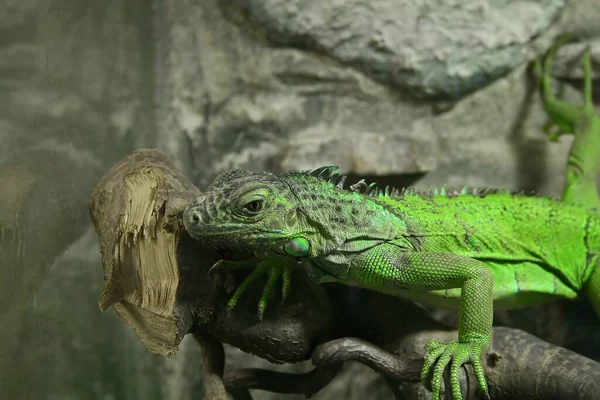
[183,202,207,230]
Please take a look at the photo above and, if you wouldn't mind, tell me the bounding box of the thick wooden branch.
[89,149,204,355]
[311,337,422,382]
[221,326,600,400]
[224,364,341,398]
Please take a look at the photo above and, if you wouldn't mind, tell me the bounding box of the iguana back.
[369,191,600,309]
[275,167,600,309]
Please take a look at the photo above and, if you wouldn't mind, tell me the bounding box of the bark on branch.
[194,333,228,400]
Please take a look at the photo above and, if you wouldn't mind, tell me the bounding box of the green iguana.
[183,38,600,400]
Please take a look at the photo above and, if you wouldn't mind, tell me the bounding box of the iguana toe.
[281,265,292,302]
[215,257,294,320]
[257,262,284,319]
[226,261,270,314]
[209,257,259,274]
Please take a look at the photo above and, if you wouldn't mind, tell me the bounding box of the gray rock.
[548,39,600,80]
[558,0,600,38]
[158,0,439,188]
[224,0,565,99]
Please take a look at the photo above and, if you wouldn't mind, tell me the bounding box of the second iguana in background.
[183,38,600,400]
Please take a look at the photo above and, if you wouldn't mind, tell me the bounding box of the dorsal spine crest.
[303,165,531,199]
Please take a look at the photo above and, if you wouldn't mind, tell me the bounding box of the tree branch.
[194,333,228,400]
[224,364,341,398]
[312,337,422,382]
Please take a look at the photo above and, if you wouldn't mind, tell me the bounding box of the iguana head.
[183,166,395,259]
[183,168,316,258]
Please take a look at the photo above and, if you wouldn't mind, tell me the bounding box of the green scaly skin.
[183,38,600,400]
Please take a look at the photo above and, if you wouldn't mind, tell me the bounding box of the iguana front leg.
[342,244,493,400]
[211,256,294,319]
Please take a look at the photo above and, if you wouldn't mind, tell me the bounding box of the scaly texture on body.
[183,38,600,400]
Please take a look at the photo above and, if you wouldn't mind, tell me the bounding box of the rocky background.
[1,0,600,399]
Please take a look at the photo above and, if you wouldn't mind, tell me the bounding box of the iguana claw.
[208,258,257,274]
[421,339,489,400]
[211,257,293,320]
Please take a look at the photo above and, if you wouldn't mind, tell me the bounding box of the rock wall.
[1,0,599,399]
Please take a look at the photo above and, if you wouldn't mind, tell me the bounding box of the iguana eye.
[243,200,263,213]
